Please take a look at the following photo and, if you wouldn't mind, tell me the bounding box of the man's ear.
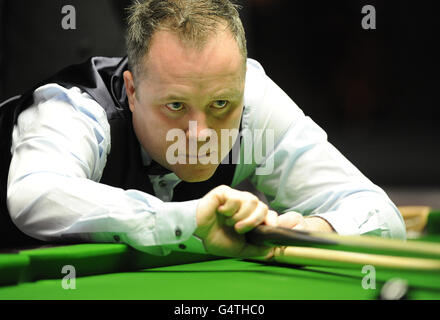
[123,70,136,112]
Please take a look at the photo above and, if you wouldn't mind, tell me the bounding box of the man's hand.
[195,185,277,258]
[276,211,335,232]
[260,212,334,260]
[194,185,333,258]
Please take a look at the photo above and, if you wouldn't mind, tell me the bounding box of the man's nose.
[186,113,212,142]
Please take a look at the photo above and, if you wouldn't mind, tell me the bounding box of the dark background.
[1,0,439,205]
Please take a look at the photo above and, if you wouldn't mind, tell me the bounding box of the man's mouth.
[185,152,214,159]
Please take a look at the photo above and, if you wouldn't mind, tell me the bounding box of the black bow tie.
[145,160,173,176]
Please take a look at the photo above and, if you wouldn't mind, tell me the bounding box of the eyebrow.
[159,94,190,102]
[212,89,243,99]
[159,89,243,102]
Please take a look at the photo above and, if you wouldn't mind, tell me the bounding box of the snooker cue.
[245,225,440,260]
[250,246,440,271]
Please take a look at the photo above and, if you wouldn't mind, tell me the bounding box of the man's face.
[124,28,246,182]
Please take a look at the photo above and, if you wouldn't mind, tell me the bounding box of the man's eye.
[165,102,184,111]
[212,100,229,109]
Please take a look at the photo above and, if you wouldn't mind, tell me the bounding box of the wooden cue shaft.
[298,231,440,259]
[250,246,440,271]
[247,225,440,260]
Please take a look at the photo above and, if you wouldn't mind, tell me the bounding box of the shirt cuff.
[163,235,207,254]
[155,199,200,245]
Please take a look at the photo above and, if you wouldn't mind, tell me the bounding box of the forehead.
[141,28,246,89]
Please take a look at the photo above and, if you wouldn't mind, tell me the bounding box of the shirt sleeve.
[7,83,206,255]
[232,59,406,239]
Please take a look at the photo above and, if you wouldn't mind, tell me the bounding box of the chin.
[175,164,218,183]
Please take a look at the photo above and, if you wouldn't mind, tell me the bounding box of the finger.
[217,197,241,217]
[264,210,278,227]
[225,194,259,225]
[277,211,304,229]
[264,247,276,260]
[238,243,272,259]
[210,184,232,207]
[202,185,232,215]
[235,201,268,234]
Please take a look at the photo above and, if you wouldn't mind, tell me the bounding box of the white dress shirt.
[6,58,406,255]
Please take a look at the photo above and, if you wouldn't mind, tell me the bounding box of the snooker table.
[0,235,440,301]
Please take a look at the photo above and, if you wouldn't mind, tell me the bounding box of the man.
[0,0,405,257]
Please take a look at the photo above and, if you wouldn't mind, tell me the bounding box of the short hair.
[126,0,247,81]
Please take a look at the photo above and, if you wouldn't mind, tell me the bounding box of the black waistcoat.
[0,56,237,248]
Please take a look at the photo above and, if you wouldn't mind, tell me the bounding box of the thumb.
[291,222,307,231]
